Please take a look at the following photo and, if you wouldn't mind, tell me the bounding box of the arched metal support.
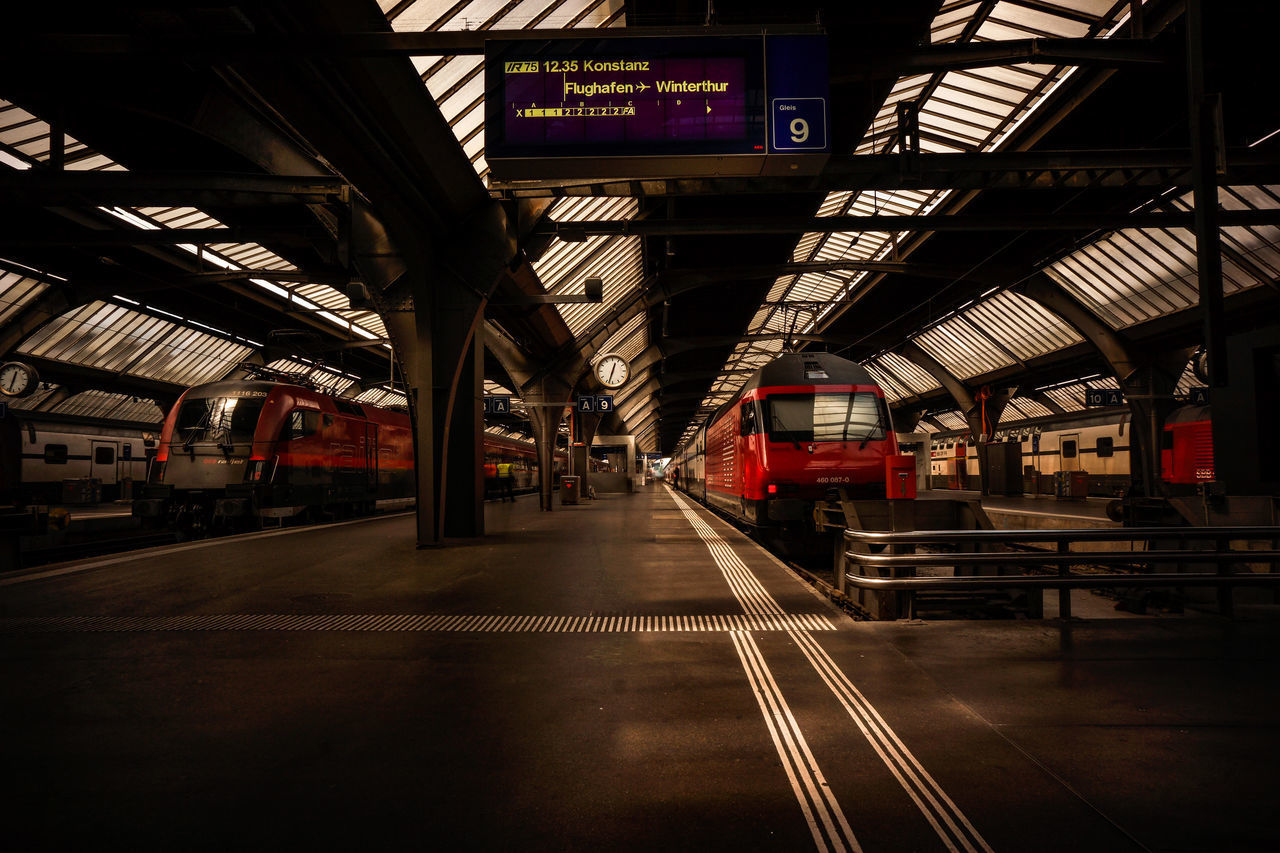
[898,342,1016,495]
[485,324,571,512]
[1018,274,1190,498]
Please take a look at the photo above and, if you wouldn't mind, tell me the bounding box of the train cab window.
[1062,440,1078,459]
[175,395,266,444]
[94,446,115,465]
[764,393,887,444]
[739,402,759,436]
[334,399,365,417]
[44,444,68,464]
[1096,437,1114,457]
[281,410,322,442]
[323,414,335,428]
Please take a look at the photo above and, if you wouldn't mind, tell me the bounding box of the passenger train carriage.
[670,352,897,529]
[925,404,1212,496]
[1,413,157,505]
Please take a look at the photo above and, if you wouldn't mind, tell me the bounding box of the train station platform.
[3,484,1278,851]
[918,488,1119,528]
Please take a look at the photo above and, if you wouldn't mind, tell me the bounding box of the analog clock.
[0,361,39,398]
[595,353,629,389]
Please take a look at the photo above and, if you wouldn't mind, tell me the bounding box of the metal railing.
[843,526,1280,619]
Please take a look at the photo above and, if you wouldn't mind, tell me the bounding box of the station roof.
[1,0,1277,454]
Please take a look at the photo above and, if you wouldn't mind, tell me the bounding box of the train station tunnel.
[2,1,1279,848]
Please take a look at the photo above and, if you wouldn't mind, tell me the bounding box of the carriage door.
[365,424,378,492]
[1059,433,1081,472]
[90,441,120,490]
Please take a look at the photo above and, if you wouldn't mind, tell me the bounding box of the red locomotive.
[670,352,897,529]
[135,375,567,533]
[135,378,415,532]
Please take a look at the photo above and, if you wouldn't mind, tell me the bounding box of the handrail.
[850,551,1280,567]
[841,524,1280,620]
[845,526,1280,545]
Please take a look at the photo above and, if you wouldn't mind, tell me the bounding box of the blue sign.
[1189,387,1210,406]
[766,35,829,155]
[484,395,511,415]
[1032,433,1040,452]
[576,396,597,414]
[1085,388,1124,407]
[122,443,132,460]
[771,98,827,151]
[596,394,614,413]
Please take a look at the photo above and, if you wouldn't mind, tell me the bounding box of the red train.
[669,352,898,529]
[1161,404,1214,485]
[134,378,560,534]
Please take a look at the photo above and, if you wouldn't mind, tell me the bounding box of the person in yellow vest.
[496,461,515,502]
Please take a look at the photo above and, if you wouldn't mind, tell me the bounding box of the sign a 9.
[790,118,810,143]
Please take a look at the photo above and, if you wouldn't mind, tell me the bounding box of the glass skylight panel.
[931,410,969,430]
[53,390,166,423]
[0,269,50,326]
[876,352,941,396]
[1008,395,1055,419]
[916,318,1014,379]
[965,291,1083,360]
[865,362,911,403]
[18,300,251,386]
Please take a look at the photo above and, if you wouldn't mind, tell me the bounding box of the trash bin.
[61,477,101,505]
[884,455,916,500]
[560,475,580,505]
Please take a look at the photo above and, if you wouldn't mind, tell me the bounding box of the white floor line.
[666,486,992,853]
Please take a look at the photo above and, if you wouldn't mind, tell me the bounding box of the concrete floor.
[2,484,1278,850]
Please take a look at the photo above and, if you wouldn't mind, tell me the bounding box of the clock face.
[0,362,35,398]
[596,354,629,388]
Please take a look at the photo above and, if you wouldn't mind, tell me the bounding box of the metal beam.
[491,150,1280,198]
[537,210,1279,239]
[0,227,326,249]
[0,171,348,207]
[16,32,1162,73]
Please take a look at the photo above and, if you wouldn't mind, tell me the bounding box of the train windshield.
[174,396,266,447]
[764,393,888,444]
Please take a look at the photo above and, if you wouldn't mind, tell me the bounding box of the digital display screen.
[486,37,767,162]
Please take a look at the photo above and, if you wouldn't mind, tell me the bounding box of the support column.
[1186,0,1226,389]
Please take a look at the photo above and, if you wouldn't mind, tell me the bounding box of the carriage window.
[1062,440,1078,459]
[1096,437,1114,458]
[739,402,759,436]
[94,446,115,465]
[44,444,68,464]
[764,393,887,444]
[281,410,322,442]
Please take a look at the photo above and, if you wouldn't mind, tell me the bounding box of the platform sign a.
[485,395,511,415]
[576,395,598,414]
[1189,387,1210,406]
[1085,388,1124,407]
[596,394,614,413]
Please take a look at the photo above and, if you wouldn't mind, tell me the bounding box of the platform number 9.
[790,118,810,144]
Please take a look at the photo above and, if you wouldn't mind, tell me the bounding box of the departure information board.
[488,37,765,161]
[485,35,828,180]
